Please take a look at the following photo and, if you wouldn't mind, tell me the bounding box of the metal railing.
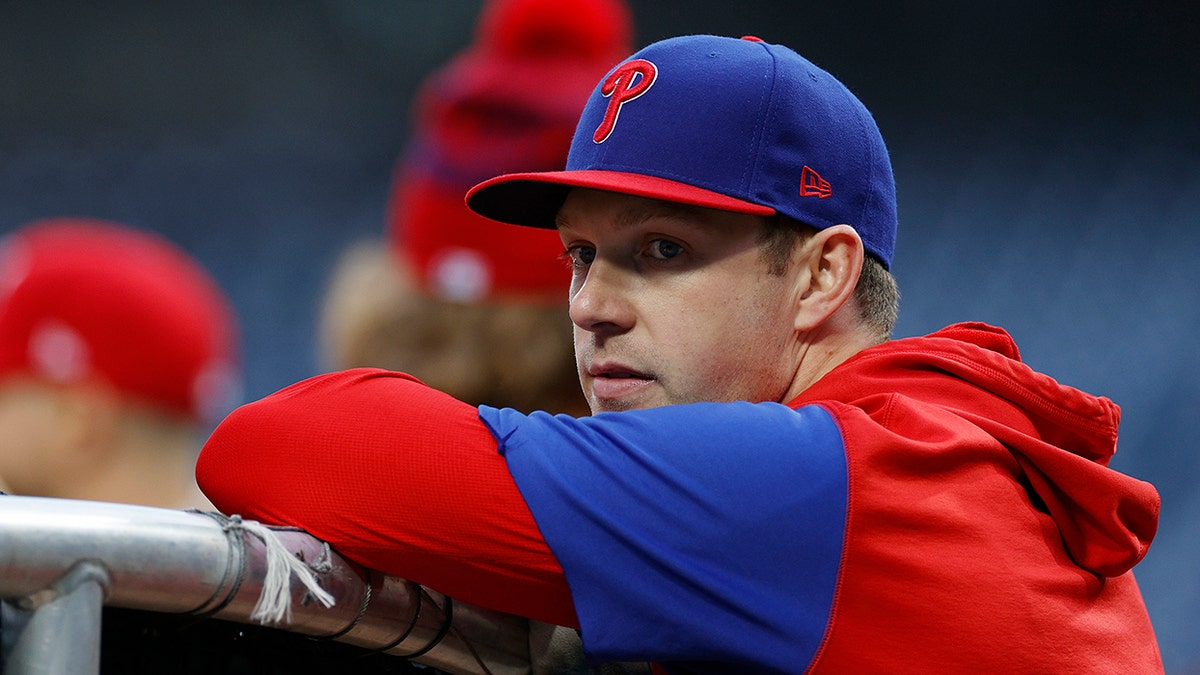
[0,495,590,675]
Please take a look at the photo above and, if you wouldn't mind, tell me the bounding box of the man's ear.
[793,224,864,332]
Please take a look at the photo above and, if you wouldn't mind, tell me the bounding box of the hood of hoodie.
[796,321,1159,577]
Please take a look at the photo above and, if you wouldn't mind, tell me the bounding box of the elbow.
[196,402,265,517]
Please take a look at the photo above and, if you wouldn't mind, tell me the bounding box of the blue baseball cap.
[466,34,898,268]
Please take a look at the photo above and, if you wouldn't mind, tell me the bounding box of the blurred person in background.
[0,217,240,510]
[319,0,633,417]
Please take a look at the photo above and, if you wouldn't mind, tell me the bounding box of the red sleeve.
[196,367,577,627]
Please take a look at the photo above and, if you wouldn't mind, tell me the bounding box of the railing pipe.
[0,495,573,675]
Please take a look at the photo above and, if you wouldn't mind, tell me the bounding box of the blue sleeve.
[478,401,848,672]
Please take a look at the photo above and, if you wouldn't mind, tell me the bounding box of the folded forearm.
[196,367,578,626]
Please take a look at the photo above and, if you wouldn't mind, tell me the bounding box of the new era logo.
[800,166,832,199]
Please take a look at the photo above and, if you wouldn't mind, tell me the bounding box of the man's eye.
[566,246,596,266]
[648,239,683,260]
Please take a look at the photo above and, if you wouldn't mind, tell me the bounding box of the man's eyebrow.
[556,197,713,232]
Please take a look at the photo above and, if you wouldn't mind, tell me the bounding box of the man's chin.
[588,388,669,414]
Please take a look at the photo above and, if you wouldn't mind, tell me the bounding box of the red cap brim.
[466,170,776,229]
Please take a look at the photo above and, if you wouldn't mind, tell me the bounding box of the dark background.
[2,1,1198,670]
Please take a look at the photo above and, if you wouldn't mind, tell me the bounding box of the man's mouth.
[587,363,657,406]
[589,363,653,380]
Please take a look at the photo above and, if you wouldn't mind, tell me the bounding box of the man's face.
[558,188,805,413]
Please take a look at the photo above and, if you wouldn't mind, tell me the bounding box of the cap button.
[740,35,765,43]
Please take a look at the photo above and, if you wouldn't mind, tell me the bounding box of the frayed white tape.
[224,515,336,625]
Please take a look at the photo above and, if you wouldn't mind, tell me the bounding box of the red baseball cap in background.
[0,218,241,423]
[387,0,633,303]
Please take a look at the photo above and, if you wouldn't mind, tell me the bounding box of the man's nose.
[568,260,635,336]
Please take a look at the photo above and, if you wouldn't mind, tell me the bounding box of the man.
[0,218,240,509]
[198,35,1163,672]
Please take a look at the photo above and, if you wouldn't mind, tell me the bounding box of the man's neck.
[783,321,883,403]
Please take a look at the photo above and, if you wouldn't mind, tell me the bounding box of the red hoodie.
[794,322,1161,671]
[198,322,1162,672]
